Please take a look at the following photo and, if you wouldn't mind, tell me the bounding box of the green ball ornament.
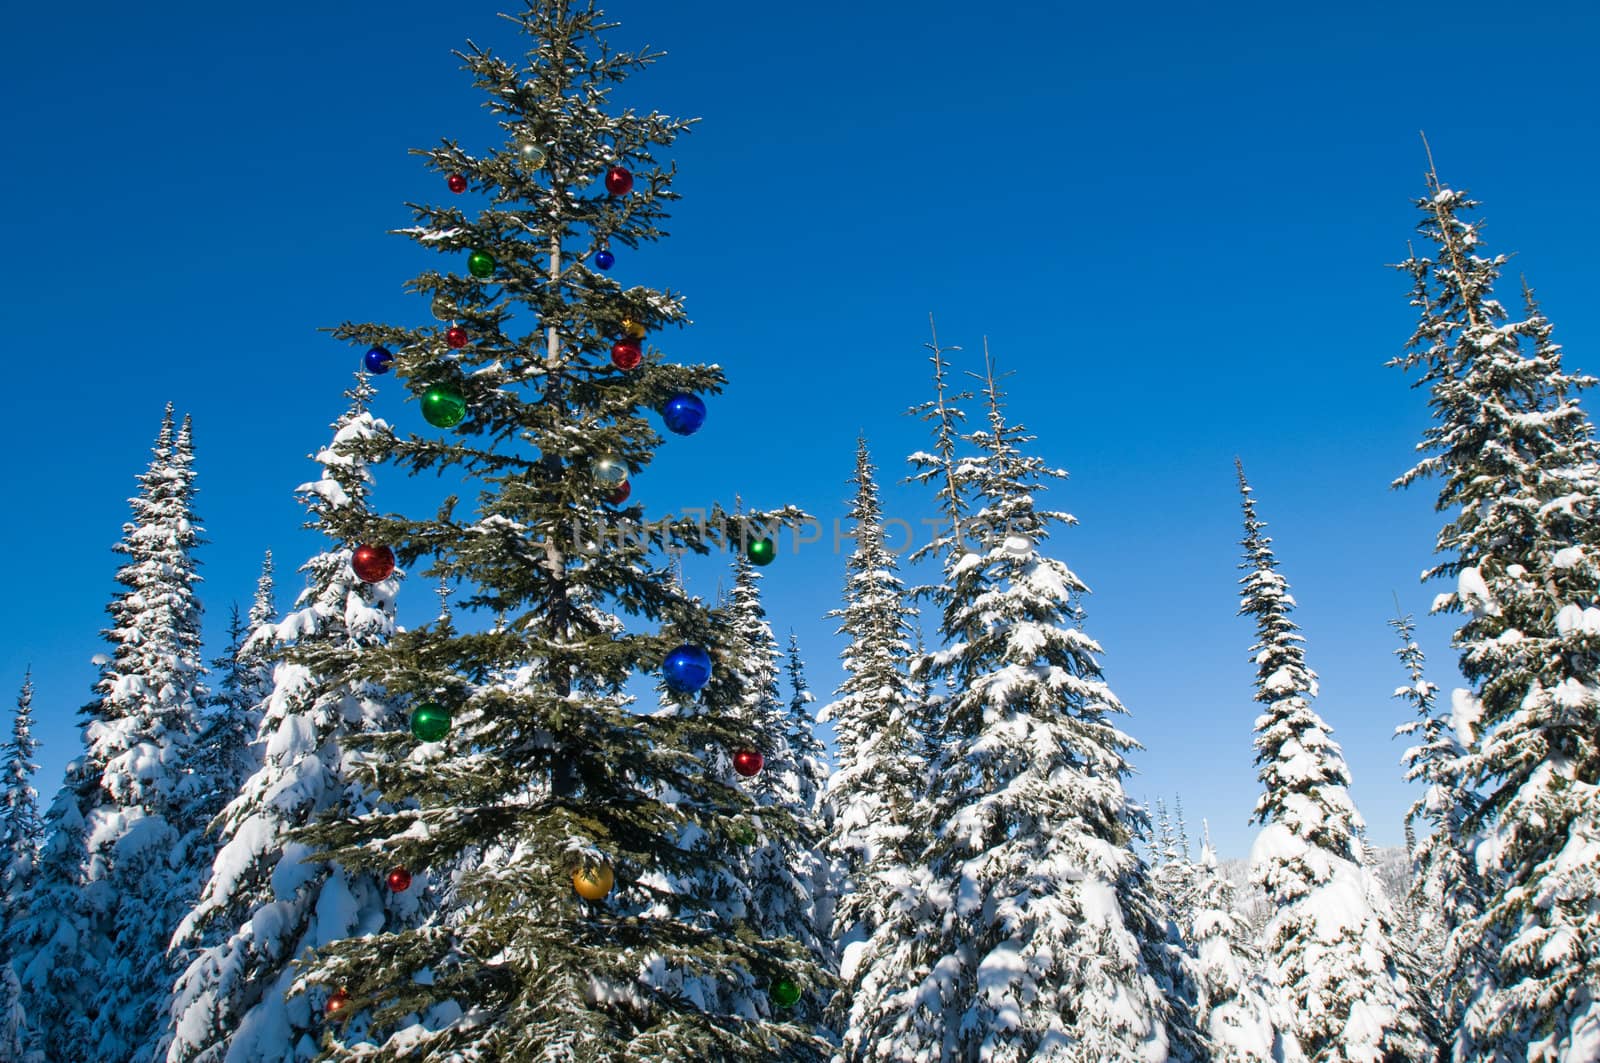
[422,383,467,428]
[728,820,756,847]
[770,977,801,1008]
[468,251,495,279]
[747,537,776,566]
[410,702,451,743]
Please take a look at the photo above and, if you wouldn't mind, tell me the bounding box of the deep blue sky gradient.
[2,0,1597,859]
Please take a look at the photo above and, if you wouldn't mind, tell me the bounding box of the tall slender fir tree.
[0,669,42,1061]
[1390,160,1600,1061]
[1235,461,1430,1062]
[275,5,823,1057]
[1189,821,1282,1062]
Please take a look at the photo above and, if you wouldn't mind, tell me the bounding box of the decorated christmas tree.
[280,2,823,1057]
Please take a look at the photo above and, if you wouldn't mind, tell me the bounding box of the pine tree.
[782,634,831,955]
[277,5,824,1057]
[11,404,208,1062]
[1236,461,1430,1062]
[1152,796,1200,937]
[161,374,409,1063]
[1189,821,1282,1062]
[1390,161,1600,1061]
[0,670,42,1062]
[850,344,1203,1061]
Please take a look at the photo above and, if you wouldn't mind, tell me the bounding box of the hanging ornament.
[351,544,396,584]
[662,393,707,436]
[606,480,631,505]
[770,977,802,1008]
[620,318,647,341]
[611,341,642,371]
[572,864,614,901]
[467,251,495,279]
[431,293,455,321]
[747,537,776,566]
[592,456,628,487]
[363,346,393,374]
[410,702,451,742]
[663,644,713,694]
[446,173,467,194]
[325,988,352,1017]
[518,140,547,169]
[385,866,413,893]
[604,166,634,196]
[422,383,467,428]
[445,325,469,349]
[728,820,757,847]
[594,248,614,271]
[732,749,764,778]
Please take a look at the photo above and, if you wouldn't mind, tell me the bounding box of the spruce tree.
[0,670,42,1062]
[851,345,1203,1061]
[162,374,410,1063]
[821,437,927,1051]
[1235,461,1430,1062]
[1390,163,1600,1060]
[1189,821,1283,1062]
[11,405,208,1062]
[782,634,831,960]
[276,4,823,1057]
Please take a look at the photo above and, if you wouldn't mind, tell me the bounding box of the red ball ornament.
[606,480,631,505]
[325,988,351,1017]
[351,544,395,584]
[445,325,469,349]
[732,749,764,778]
[605,166,634,197]
[386,866,413,892]
[611,341,642,371]
[446,173,467,194]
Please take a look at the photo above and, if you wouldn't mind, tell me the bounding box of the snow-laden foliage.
[848,343,1203,1062]
[1236,463,1431,1062]
[11,406,208,1062]
[1190,823,1282,1062]
[0,670,42,1062]
[160,373,411,1063]
[1391,172,1600,1062]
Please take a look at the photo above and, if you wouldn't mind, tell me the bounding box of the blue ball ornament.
[662,393,706,436]
[364,346,393,374]
[595,248,615,270]
[663,644,713,694]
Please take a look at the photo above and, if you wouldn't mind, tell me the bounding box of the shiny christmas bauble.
[771,978,801,1008]
[447,173,467,193]
[467,251,495,279]
[747,537,776,566]
[611,341,642,371]
[663,644,713,694]
[662,393,706,436]
[351,544,395,584]
[410,702,451,743]
[573,864,614,900]
[385,866,412,892]
[445,325,469,349]
[620,318,647,340]
[364,346,393,374]
[594,248,614,270]
[518,140,547,168]
[325,988,351,1016]
[604,166,633,196]
[732,749,764,778]
[606,480,631,505]
[422,383,467,428]
[592,456,628,487]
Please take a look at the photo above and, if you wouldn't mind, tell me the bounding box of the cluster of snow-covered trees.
[1,20,1596,1063]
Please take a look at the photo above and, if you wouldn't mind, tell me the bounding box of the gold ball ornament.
[620,318,647,341]
[517,140,547,169]
[573,864,614,900]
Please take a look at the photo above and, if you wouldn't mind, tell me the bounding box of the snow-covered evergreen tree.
[11,404,208,1062]
[161,373,408,1063]
[849,343,1203,1061]
[821,436,925,1040]
[783,634,832,952]
[0,670,42,1062]
[1190,821,1282,1062]
[1235,461,1430,1062]
[1390,164,1600,1062]
[1151,797,1200,938]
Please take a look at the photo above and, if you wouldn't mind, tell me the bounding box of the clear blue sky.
[2,0,1596,860]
